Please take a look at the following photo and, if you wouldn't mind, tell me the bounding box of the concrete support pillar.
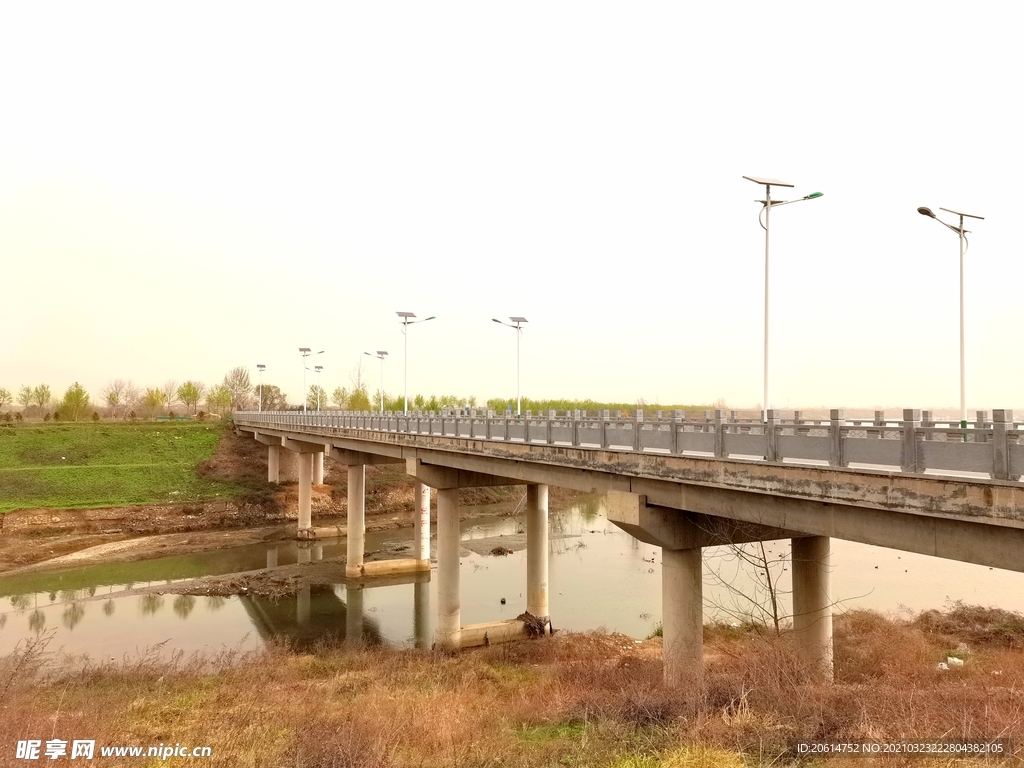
[662,547,703,687]
[345,465,366,577]
[313,451,324,485]
[281,449,298,483]
[414,481,431,563]
[526,484,550,622]
[792,536,833,679]
[297,453,313,536]
[413,579,431,649]
[267,445,280,484]
[436,487,461,649]
[346,585,364,644]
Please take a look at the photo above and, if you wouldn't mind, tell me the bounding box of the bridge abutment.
[792,535,833,678]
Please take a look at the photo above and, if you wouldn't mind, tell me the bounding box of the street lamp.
[299,347,324,413]
[364,351,388,413]
[396,311,436,415]
[917,205,984,427]
[314,365,324,412]
[256,364,266,412]
[492,316,528,416]
[743,176,823,419]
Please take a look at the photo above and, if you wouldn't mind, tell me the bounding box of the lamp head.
[917,206,936,218]
[425,316,436,321]
[492,318,501,323]
[804,192,824,200]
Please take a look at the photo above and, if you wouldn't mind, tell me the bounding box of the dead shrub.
[835,609,941,684]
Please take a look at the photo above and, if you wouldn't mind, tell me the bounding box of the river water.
[3,495,1024,660]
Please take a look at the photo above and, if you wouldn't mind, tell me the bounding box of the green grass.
[0,421,247,512]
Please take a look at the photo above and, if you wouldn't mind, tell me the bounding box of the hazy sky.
[2,2,1022,412]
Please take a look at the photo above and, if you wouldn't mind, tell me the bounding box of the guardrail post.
[901,409,921,473]
[714,409,726,458]
[993,409,1013,480]
[794,410,809,437]
[600,410,610,449]
[633,409,643,452]
[671,410,683,455]
[547,410,555,444]
[766,409,778,461]
[572,410,580,447]
[830,409,845,467]
[975,411,990,443]
[921,410,934,440]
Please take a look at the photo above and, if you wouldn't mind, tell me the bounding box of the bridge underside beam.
[329,447,404,466]
[406,458,527,490]
[607,490,802,548]
[631,476,1024,574]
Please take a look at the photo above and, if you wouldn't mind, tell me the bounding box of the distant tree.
[257,384,288,410]
[307,385,327,411]
[31,384,51,411]
[176,381,205,415]
[413,394,425,409]
[223,366,253,410]
[123,382,141,416]
[59,382,91,422]
[143,388,166,417]
[161,380,179,412]
[205,384,232,416]
[17,386,32,409]
[0,387,11,410]
[348,387,371,412]
[331,386,349,409]
[349,359,367,392]
[101,379,127,419]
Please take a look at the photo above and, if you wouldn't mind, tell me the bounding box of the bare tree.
[0,388,11,411]
[101,379,127,419]
[123,382,141,417]
[31,384,51,411]
[161,380,179,412]
[222,366,253,409]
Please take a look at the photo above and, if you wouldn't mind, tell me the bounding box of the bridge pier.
[297,453,314,535]
[414,579,431,648]
[662,547,703,686]
[436,487,461,649]
[414,481,431,566]
[792,535,833,678]
[526,484,550,628]
[267,444,280,483]
[313,452,325,485]
[346,465,366,578]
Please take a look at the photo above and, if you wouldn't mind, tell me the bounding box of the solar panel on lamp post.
[742,176,824,420]
[917,205,984,428]
[256,364,266,412]
[492,317,528,416]
[396,312,436,415]
[299,347,324,414]
[364,351,388,414]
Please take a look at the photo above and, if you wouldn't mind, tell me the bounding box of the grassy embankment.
[0,421,253,513]
[4,605,1024,767]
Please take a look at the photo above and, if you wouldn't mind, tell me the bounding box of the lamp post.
[256,364,266,412]
[299,347,324,413]
[314,365,323,412]
[364,351,388,413]
[492,317,528,416]
[396,311,436,415]
[917,206,984,427]
[743,176,823,419]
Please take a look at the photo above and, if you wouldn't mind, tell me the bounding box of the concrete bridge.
[233,407,1024,684]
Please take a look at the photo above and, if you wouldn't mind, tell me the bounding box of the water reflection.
[5,497,1024,660]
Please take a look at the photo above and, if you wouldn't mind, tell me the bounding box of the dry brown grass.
[4,608,1024,767]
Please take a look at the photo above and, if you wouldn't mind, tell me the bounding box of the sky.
[2,2,1022,413]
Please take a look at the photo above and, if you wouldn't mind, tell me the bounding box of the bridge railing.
[233,407,1023,482]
